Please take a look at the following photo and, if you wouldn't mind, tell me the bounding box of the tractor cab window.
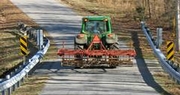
[85,20,107,34]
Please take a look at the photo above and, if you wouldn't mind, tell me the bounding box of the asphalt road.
[10,0,164,95]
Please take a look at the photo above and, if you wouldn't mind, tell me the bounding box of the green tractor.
[75,16,118,50]
[57,16,136,68]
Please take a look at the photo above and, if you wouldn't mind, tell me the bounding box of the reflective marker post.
[20,36,28,56]
[20,34,28,80]
[167,41,175,63]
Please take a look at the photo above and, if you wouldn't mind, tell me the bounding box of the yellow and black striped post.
[167,41,175,62]
[20,36,28,56]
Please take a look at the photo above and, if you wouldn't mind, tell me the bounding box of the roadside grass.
[0,0,52,94]
[0,0,40,77]
[0,30,22,77]
[12,75,49,95]
[154,72,180,95]
[59,0,180,95]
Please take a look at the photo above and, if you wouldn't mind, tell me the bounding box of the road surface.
[10,0,164,95]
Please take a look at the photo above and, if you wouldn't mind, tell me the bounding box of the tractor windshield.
[85,21,107,34]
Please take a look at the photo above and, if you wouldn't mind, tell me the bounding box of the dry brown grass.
[0,0,58,77]
[0,0,51,94]
[154,72,180,95]
[12,75,49,95]
[0,0,39,77]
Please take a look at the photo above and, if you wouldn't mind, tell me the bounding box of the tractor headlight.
[104,18,108,22]
[107,34,113,38]
[77,34,85,39]
[84,18,88,22]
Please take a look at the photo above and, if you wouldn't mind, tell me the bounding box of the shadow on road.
[131,31,170,95]
[31,60,110,75]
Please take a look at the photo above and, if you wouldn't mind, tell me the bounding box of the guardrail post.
[12,84,16,91]
[6,75,10,80]
[17,81,20,88]
[26,26,31,38]
[8,87,11,95]
[30,29,33,39]
[177,64,180,73]
[32,29,36,41]
[156,28,163,48]
[31,29,34,40]
[146,28,156,45]
[34,30,37,41]
[13,68,18,92]
[29,29,32,39]
[21,77,24,83]
[26,73,28,78]
[14,68,18,75]
[2,90,5,95]
[17,65,21,87]
[36,29,44,50]
[30,29,34,40]
[5,75,11,95]
[40,30,44,50]
[10,71,14,78]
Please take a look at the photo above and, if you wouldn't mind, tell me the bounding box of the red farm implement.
[57,35,136,68]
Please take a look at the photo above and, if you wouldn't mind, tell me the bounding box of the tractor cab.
[75,16,115,48]
[81,16,112,35]
[85,21,104,34]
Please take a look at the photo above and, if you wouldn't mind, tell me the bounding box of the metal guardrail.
[0,23,50,95]
[141,22,180,83]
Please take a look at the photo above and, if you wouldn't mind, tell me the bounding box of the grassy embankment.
[0,0,51,95]
[0,0,38,78]
[58,0,180,95]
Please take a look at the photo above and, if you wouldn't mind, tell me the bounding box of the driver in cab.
[91,22,102,34]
